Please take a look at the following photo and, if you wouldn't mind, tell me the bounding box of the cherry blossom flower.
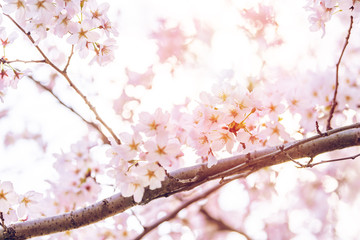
[17,191,43,219]
[26,0,55,20]
[136,163,166,190]
[24,17,49,43]
[209,128,235,153]
[144,133,182,167]
[119,177,147,203]
[260,121,291,145]
[53,13,73,37]
[0,181,18,214]
[197,107,224,131]
[112,131,143,161]
[90,38,117,66]
[136,108,170,137]
[188,129,211,157]
[85,2,110,25]
[0,30,18,48]
[68,20,100,44]
[2,0,28,23]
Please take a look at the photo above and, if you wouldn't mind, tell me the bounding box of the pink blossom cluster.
[305,0,360,36]
[1,0,118,65]
[108,81,295,203]
[49,138,102,213]
[0,138,102,223]
[187,82,294,166]
[107,108,182,203]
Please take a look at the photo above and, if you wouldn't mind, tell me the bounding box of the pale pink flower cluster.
[107,108,182,203]
[49,138,102,212]
[0,181,43,224]
[187,82,292,167]
[108,82,294,202]
[305,0,360,36]
[1,0,118,65]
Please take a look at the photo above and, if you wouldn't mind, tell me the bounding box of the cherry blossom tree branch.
[327,15,353,130]
[28,75,110,145]
[1,123,360,239]
[4,13,121,145]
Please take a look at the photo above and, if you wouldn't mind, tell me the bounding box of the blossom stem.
[327,15,353,130]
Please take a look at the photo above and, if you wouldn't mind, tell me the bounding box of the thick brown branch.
[327,15,353,130]
[2,123,360,239]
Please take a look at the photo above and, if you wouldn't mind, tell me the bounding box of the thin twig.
[200,208,251,240]
[305,153,360,168]
[28,75,110,144]
[133,180,234,240]
[63,45,74,73]
[130,209,145,231]
[5,59,46,64]
[5,13,121,145]
[327,15,353,130]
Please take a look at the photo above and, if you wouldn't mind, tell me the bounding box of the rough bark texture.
[2,124,360,240]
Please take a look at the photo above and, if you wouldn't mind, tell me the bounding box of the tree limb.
[1,123,360,239]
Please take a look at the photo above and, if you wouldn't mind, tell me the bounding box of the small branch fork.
[327,15,354,131]
[4,13,121,145]
[28,75,110,144]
